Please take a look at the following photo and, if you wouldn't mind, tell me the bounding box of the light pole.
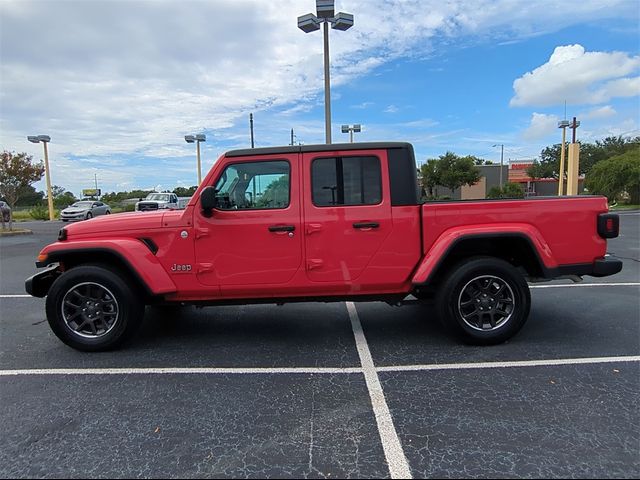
[298,1,354,144]
[185,134,206,185]
[493,143,505,188]
[557,120,570,195]
[27,135,54,221]
[341,124,361,143]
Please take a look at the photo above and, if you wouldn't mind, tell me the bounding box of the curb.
[0,229,34,237]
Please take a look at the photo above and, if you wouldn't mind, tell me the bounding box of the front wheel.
[435,257,530,345]
[45,265,144,351]
[86,212,93,220]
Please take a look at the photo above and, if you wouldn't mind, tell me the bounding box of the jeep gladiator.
[25,142,622,351]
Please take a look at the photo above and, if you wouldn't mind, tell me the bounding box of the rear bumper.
[556,257,623,278]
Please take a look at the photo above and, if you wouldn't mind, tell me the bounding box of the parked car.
[60,201,111,222]
[135,193,179,212]
[0,201,10,222]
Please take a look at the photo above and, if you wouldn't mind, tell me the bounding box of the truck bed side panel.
[421,196,609,268]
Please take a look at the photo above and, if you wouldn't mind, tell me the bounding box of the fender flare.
[411,224,557,285]
[37,238,177,295]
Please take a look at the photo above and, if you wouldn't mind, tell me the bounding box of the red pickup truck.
[26,142,622,351]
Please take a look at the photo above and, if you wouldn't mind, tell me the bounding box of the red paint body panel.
[35,145,616,303]
[413,196,609,283]
[40,238,177,294]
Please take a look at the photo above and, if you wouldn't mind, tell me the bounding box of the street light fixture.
[185,133,206,185]
[27,135,54,221]
[341,124,361,143]
[492,143,505,188]
[298,1,354,144]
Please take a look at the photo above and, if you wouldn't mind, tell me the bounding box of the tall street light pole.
[493,144,504,188]
[298,1,354,144]
[27,135,54,221]
[185,134,206,185]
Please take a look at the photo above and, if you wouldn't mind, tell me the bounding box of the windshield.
[71,201,93,208]
[146,194,171,201]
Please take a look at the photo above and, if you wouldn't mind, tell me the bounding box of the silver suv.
[135,193,179,212]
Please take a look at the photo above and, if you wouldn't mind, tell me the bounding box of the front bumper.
[25,264,61,297]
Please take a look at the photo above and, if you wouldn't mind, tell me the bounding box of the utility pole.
[492,144,504,187]
[291,128,294,146]
[250,113,255,148]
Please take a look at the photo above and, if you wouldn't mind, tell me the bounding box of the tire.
[45,265,144,351]
[106,210,111,215]
[435,256,530,345]
[86,212,93,220]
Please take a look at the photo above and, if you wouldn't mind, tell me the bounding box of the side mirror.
[200,186,218,217]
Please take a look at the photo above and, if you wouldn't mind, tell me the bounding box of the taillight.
[597,213,619,239]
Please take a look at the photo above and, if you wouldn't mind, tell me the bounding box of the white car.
[135,193,179,212]
[60,201,111,222]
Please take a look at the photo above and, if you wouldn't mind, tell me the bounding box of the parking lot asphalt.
[1,215,639,478]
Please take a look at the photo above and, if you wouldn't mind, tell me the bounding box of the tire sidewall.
[437,257,531,345]
[45,265,143,351]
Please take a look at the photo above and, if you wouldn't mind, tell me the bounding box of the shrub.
[487,182,525,199]
[29,205,58,220]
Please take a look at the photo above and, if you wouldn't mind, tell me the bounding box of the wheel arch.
[414,232,551,288]
[37,244,176,299]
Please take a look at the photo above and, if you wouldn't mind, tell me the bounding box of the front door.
[302,149,392,283]
[194,154,302,290]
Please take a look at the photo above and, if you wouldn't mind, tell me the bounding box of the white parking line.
[2,355,638,377]
[346,302,412,480]
[0,295,32,298]
[0,367,362,376]
[377,355,640,373]
[529,282,640,289]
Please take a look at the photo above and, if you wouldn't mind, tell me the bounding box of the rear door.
[302,149,392,283]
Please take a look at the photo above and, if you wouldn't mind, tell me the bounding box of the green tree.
[173,186,197,197]
[14,185,44,206]
[487,182,525,199]
[437,152,482,193]
[255,176,289,208]
[585,150,640,204]
[529,135,640,180]
[420,159,441,198]
[49,185,78,209]
[0,151,45,229]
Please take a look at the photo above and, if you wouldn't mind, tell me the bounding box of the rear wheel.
[435,257,530,345]
[45,265,144,351]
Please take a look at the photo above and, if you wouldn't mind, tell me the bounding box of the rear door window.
[311,156,382,206]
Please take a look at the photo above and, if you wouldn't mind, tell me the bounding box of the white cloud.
[523,113,559,141]
[511,44,640,107]
[582,105,617,120]
[1,0,638,193]
[384,105,399,114]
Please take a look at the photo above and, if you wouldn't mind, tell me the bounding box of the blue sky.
[1,0,638,197]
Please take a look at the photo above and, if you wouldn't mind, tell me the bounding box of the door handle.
[353,222,379,229]
[268,225,295,232]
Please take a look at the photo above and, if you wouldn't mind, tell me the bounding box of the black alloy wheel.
[46,265,144,351]
[435,256,530,345]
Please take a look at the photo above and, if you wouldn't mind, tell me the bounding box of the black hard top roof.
[225,142,412,158]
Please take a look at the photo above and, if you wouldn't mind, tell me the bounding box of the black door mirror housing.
[200,186,218,217]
